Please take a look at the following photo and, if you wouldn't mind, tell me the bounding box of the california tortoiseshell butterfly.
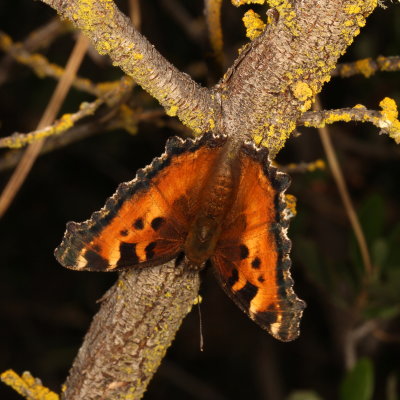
[55,133,305,341]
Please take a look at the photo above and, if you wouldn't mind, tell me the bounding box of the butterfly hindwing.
[212,142,305,341]
[55,133,228,271]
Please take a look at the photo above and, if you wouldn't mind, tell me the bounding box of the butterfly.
[55,132,305,341]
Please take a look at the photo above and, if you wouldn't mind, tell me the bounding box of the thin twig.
[0,76,135,149]
[0,99,104,149]
[0,34,89,218]
[344,320,377,369]
[299,101,400,144]
[1,370,59,400]
[0,19,68,87]
[314,97,373,278]
[278,159,326,174]
[0,31,100,96]
[204,0,224,67]
[332,55,400,78]
[129,0,141,31]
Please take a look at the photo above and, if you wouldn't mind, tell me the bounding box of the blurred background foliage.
[0,1,399,399]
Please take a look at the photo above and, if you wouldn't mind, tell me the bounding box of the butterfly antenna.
[197,300,204,352]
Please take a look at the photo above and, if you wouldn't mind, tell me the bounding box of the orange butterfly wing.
[212,143,305,341]
[55,134,228,271]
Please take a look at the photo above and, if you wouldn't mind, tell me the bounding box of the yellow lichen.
[355,58,375,78]
[380,97,398,121]
[231,0,265,5]
[117,104,138,135]
[0,32,12,49]
[193,295,203,305]
[166,105,178,117]
[267,0,299,36]
[308,159,326,171]
[96,80,121,94]
[378,97,400,143]
[253,134,263,145]
[325,111,352,124]
[242,10,266,40]
[376,55,393,71]
[133,53,143,60]
[1,370,59,400]
[344,4,362,14]
[292,81,313,101]
[299,100,312,113]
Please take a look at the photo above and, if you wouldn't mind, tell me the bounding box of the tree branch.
[332,55,400,78]
[40,0,217,134]
[0,370,59,400]
[220,0,378,157]
[62,262,200,400]
[0,76,134,149]
[299,98,400,144]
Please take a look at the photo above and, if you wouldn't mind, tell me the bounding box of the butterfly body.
[184,139,241,267]
[56,133,305,341]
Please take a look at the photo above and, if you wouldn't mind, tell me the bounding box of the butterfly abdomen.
[184,139,241,266]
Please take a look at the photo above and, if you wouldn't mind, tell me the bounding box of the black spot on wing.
[251,257,261,269]
[84,250,109,271]
[227,268,239,287]
[117,242,139,268]
[235,281,258,307]
[133,218,144,230]
[151,217,165,231]
[145,242,157,260]
[258,275,265,283]
[120,229,129,237]
[239,244,249,259]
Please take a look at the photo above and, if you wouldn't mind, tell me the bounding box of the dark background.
[0,1,399,399]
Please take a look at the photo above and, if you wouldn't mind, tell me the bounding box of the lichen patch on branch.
[243,10,266,40]
[299,98,400,144]
[1,370,59,400]
[378,97,400,143]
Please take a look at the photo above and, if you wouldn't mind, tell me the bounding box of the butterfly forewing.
[55,134,227,271]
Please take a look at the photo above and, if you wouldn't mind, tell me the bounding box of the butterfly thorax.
[184,139,241,266]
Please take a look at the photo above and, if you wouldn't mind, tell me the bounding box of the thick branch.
[62,262,200,400]
[40,0,217,134]
[221,0,377,156]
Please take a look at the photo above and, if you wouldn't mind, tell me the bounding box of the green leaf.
[340,358,374,400]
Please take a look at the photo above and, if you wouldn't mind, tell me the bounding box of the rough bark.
[38,0,379,399]
[219,0,377,156]
[62,261,200,400]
